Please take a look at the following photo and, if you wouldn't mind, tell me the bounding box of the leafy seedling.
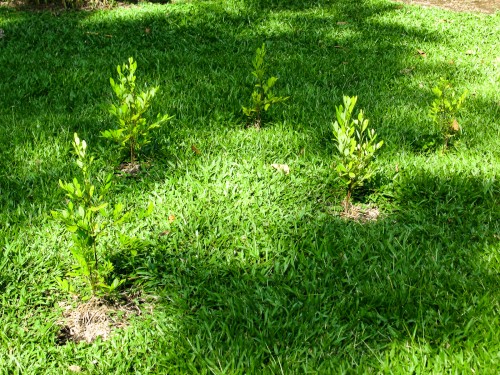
[102,57,173,167]
[52,133,132,299]
[332,96,384,212]
[429,78,467,150]
[242,44,289,128]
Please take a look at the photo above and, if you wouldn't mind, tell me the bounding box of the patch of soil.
[56,296,141,345]
[340,202,382,222]
[393,0,500,14]
[116,161,141,176]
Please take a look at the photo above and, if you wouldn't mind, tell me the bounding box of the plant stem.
[345,189,352,214]
[130,140,135,165]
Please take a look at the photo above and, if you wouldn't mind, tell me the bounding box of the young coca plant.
[52,133,133,299]
[429,78,467,150]
[332,96,384,212]
[102,57,173,166]
[242,43,289,128]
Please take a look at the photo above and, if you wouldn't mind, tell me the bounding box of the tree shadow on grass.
[0,3,498,371]
[0,0,498,260]
[0,0,435,120]
[0,1,450,199]
[2,0,495,150]
[110,169,499,371]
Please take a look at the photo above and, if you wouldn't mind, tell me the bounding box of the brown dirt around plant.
[56,295,143,345]
[393,0,500,14]
[117,161,141,176]
[339,201,382,222]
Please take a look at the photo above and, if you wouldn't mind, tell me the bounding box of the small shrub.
[332,96,384,211]
[102,57,173,165]
[52,133,131,299]
[429,78,467,150]
[242,43,289,128]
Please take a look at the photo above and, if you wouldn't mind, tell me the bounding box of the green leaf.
[145,201,154,217]
[432,87,442,97]
[115,211,131,225]
[90,203,108,212]
[336,163,347,172]
[113,203,124,220]
[66,225,78,233]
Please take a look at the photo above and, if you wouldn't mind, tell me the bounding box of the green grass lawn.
[0,0,499,373]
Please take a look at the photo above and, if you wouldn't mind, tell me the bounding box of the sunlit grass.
[0,0,499,373]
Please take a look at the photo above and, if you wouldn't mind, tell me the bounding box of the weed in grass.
[242,43,289,129]
[102,57,173,168]
[429,78,467,151]
[332,95,383,213]
[51,133,130,299]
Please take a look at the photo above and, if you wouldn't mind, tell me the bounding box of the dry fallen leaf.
[191,144,201,155]
[336,21,348,25]
[465,50,476,55]
[145,27,151,34]
[271,164,290,175]
[451,119,460,131]
[159,230,171,237]
[68,365,81,372]
[168,214,176,223]
[417,49,427,58]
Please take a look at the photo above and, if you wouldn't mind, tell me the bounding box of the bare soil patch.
[56,296,142,345]
[394,0,500,14]
[339,201,382,222]
[116,161,141,176]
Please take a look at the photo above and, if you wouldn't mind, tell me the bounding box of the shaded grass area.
[0,0,499,373]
